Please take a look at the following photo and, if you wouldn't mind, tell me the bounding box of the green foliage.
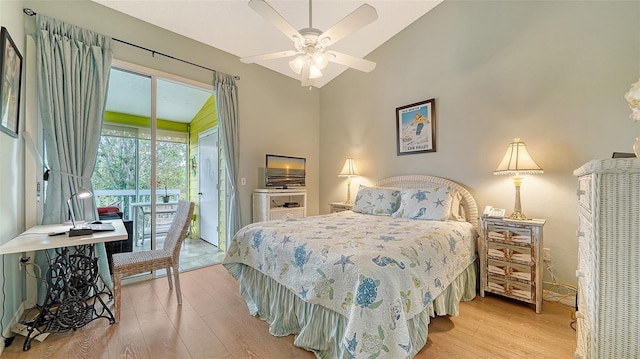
[93,135,187,197]
[93,136,137,190]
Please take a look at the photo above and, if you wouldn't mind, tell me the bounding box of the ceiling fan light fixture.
[289,55,305,74]
[309,64,322,79]
[312,52,329,69]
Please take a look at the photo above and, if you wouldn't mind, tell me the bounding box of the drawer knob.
[576,189,585,197]
[576,231,585,238]
[576,270,584,278]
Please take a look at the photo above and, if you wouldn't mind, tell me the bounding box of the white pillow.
[392,186,456,221]
[352,185,401,216]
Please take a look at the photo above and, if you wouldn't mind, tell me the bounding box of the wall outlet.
[543,248,551,261]
[19,256,30,270]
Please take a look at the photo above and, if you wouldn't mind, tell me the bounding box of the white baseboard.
[0,301,26,355]
[543,289,576,308]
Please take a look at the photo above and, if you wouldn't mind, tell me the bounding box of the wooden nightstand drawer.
[487,225,532,245]
[487,277,532,299]
[487,242,532,264]
[488,259,533,282]
[509,280,533,300]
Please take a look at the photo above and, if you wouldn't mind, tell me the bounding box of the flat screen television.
[265,154,306,188]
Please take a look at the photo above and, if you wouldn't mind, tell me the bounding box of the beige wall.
[319,1,640,290]
[23,0,321,231]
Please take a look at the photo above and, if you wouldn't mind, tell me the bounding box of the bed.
[223,175,479,358]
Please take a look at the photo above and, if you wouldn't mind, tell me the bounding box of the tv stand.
[252,188,307,222]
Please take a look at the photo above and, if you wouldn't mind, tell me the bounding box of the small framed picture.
[396,99,436,155]
[0,27,23,138]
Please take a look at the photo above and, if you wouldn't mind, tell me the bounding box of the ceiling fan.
[240,0,378,86]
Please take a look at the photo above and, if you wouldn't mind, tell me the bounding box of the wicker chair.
[112,200,194,323]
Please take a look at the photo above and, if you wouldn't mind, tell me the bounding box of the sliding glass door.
[93,60,219,280]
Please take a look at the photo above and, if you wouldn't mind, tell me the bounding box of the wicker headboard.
[375,175,479,229]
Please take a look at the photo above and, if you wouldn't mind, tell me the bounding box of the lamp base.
[507,211,530,220]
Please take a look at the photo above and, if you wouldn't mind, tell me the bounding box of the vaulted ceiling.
[93,0,443,88]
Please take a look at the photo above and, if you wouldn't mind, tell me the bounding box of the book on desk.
[49,222,116,237]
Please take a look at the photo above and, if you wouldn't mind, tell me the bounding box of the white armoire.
[573,159,640,359]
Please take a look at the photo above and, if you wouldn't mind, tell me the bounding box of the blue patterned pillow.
[392,186,455,221]
[352,185,401,216]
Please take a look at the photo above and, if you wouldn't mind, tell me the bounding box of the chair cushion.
[98,206,120,215]
[112,249,173,275]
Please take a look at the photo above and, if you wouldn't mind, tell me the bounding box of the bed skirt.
[224,259,478,358]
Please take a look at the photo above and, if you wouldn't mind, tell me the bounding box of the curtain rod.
[23,8,240,80]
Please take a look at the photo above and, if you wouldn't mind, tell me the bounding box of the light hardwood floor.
[2,264,576,358]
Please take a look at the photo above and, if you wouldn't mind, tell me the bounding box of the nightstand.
[479,217,546,313]
[329,202,353,213]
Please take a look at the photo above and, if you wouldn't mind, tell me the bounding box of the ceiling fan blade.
[240,50,298,64]
[319,4,378,46]
[249,0,303,41]
[326,51,376,73]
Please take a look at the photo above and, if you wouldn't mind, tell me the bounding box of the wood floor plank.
[1,264,577,358]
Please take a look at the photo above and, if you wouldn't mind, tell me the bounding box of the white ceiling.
[105,68,213,123]
[93,0,443,88]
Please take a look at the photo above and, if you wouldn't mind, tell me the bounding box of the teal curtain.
[35,15,113,303]
[214,73,241,248]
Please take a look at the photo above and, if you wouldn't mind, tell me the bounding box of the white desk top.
[0,220,128,255]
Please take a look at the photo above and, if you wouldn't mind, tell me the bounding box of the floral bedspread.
[223,211,477,359]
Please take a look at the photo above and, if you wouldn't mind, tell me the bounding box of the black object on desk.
[69,227,93,237]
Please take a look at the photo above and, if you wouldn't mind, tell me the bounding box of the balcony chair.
[112,200,195,323]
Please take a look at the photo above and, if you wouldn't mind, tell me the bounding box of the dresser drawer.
[486,276,533,301]
[488,259,533,282]
[575,310,591,359]
[575,288,593,359]
[487,242,532,264]
[487,225,532,245]
[577,175,592,214]
[269,208,305,220]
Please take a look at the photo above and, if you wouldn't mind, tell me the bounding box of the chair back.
[163,200,195,259]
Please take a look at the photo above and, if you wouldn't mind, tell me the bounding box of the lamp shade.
[339,158,360,177]
[494,138,543,175]
[67,187,94,228]
[74,187,93,200]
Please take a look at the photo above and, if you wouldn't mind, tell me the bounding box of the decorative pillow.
[352,185,401,216]
[449,191,466,221]
[392,186,456,221]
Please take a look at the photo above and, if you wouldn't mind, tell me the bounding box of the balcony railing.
[94,189,182,220]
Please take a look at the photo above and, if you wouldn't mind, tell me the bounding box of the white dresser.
[252,188,307,222]
[573,159,640,359]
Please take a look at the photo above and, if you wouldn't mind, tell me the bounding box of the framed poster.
[396,99,436,155]
[0,27,23,138]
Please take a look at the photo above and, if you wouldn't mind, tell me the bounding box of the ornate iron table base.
[21,244,115,351]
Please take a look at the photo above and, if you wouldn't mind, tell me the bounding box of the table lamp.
[494,138,543,220]
[338,158,360,204]
[67,187,94,236]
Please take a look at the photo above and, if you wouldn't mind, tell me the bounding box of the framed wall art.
[396,99,436,155]
[0,27,23,138]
